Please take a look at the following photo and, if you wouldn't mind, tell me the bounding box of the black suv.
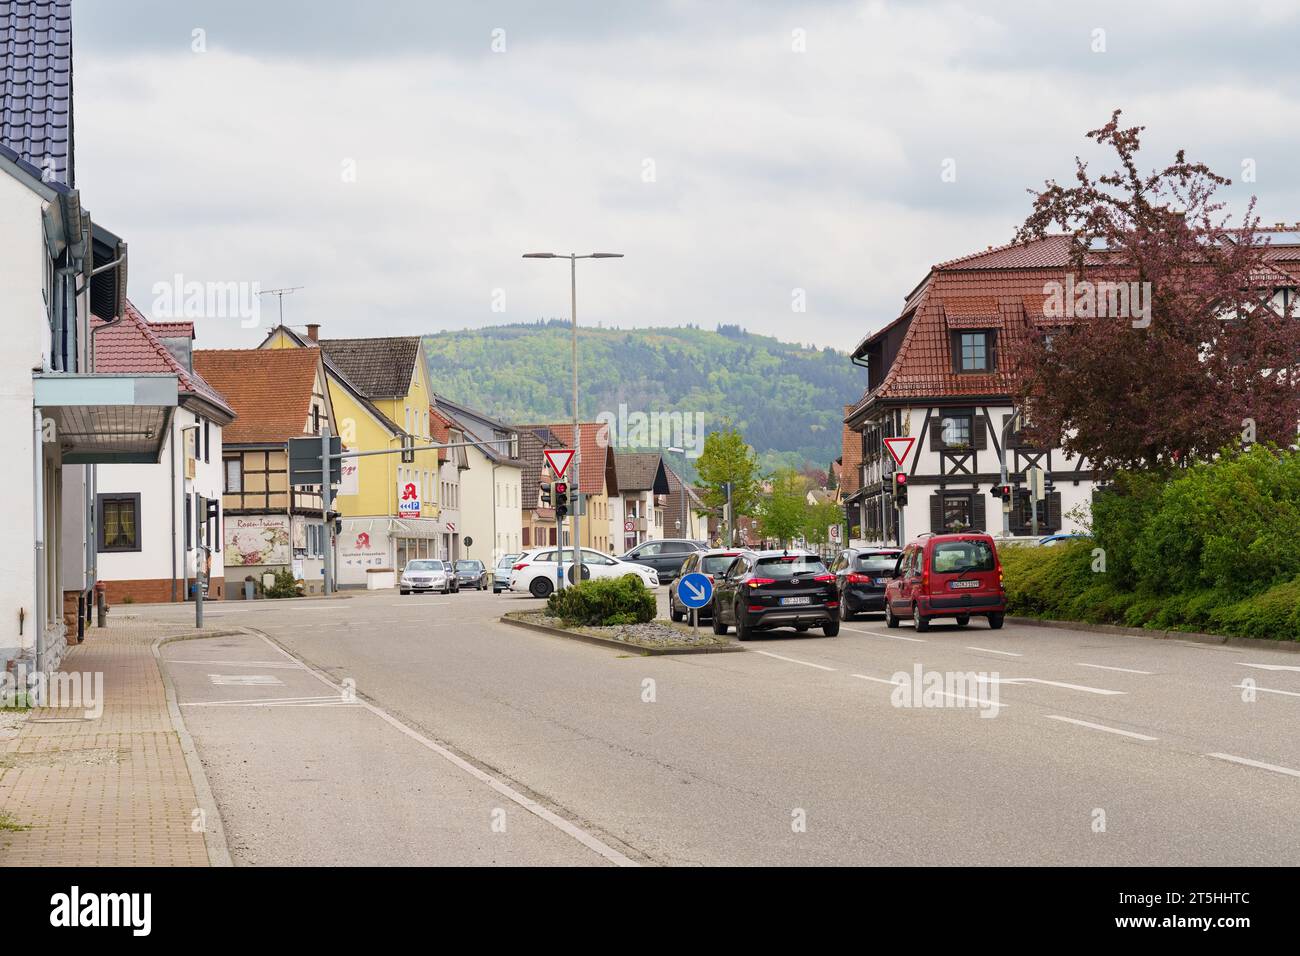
[830,547,903,620]
[711,551,839,640]
[619,538,705,583]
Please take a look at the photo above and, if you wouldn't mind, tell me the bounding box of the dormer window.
[953,330,995,372]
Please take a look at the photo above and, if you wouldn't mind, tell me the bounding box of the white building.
[92,305,235,602]
[434,396,523,565]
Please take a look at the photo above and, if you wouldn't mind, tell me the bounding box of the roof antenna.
[259,286,304,328]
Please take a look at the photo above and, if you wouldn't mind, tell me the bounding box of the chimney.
[306,323,320,342]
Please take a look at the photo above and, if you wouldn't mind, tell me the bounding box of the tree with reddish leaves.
[1011,110,1300,475]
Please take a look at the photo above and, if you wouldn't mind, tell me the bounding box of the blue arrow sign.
[677,571,713,609]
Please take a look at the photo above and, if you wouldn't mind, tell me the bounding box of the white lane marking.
[1044,715,1157,741]
[842,625,925,643]
[1075,663,1153,675]
[208,674,283,686]
[1237,662,1300,673]
[1232,682,1300,699]
[183,695,346,706]
[849,673,1008,709]
[390,601,451,607]
[966,646,1022,657]
[250,631,639,867]
[754,650,837,672]
[167,659,305,669]
[990,677,1124,696]
[1207,753,1300,779]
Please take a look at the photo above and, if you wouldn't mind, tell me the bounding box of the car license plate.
[950,580,979,589]
[875,577,889,585]
[780,596,812,606]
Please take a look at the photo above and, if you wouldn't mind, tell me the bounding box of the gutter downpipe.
[34,408,46,673]
[170,426,178,601]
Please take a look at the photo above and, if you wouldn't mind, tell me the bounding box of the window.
[953,330,994,372]
[203,419,211,463]
[942,493,973,531]
[932,540,995,574]
[312,405,321,434]
[98,494,141,552]
[942,414,972,448]
[224,457,242,492]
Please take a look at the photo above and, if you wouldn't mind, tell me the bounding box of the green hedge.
[545,575,657,627]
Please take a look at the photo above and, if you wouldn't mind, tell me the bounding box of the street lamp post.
[524,252,623,588]
[664,445,686,538]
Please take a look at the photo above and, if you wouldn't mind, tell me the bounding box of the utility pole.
[321,425,334,595]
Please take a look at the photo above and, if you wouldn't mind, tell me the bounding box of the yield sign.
[544,448,575,479]
[883,436,916,468]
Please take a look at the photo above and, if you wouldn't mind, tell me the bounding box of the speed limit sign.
[829,525,841,543]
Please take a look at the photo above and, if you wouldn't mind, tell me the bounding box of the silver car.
[399,559,455,595]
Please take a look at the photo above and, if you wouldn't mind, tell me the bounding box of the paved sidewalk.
[0,613,231,866]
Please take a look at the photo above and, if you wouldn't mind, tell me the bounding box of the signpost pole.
[195,516,205,629]
[321,426,333,596]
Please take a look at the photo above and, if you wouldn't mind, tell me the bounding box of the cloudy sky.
[73,0,1300,350]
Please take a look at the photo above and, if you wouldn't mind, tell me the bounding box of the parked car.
[399,559,456,595]
[1040,533,1089,547]
[883,532,1006,631]
[492,553,521,594]
[667,548,745,622]
[508,547,659,598]
[619,538,706,583]
[830,547,903,620]
[455,559,487,590]
[710,550,839,640]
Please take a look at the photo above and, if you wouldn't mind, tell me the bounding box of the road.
[147,587,1300,866]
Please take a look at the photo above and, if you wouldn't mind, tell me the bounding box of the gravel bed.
[513,611,733,648]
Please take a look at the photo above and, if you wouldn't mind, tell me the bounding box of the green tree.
[696,424,761,517]
[760,468,810,547]
[804,499,843,548]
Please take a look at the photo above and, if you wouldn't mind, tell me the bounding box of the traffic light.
[401,434,415,464]
[991,483,1013,501]
[540,481,553,506]
[892,472,908,507]
[554,481,569,519]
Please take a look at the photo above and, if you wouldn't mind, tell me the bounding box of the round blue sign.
[677,572,713,609]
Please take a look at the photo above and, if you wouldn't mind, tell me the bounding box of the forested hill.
[423,321,860,474]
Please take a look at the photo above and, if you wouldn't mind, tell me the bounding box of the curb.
[152,630,243,868]
[499,616,745,656]
[1007,616,1300,653]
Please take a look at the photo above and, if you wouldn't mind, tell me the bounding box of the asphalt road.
[150,587,1300,866]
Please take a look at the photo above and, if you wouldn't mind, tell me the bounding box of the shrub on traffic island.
[545,576,656,627]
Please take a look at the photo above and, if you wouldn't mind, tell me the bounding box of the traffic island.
[501,611,743,656]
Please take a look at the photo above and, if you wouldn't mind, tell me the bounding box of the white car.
[399,559,455,595]
[508,547,659,598]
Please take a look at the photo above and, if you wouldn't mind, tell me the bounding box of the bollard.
[95,584,107,628]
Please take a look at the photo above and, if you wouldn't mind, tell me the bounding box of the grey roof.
[1,1,73,187]
[614,452,670,494]
[318,336,423,400]
[519,427,564,501]
[434,393,519,466]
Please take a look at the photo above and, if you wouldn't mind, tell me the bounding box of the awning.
[389,517,442,539]
[34,373,178,464]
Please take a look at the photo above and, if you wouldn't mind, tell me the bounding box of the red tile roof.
[92,302,235,420]
[192,348,323,444]
[523,422,611,495]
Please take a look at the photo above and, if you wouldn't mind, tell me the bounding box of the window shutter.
[972,415,988,450]
[1047,491,1062,533]
[930,492,944,533]
[184,493,192,550]
[972,491,987,531]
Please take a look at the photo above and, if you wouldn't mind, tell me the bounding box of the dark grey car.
[455,559,487,590]
[619,538,706,583]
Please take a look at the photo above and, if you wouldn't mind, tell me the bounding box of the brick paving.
[0,615,230,866]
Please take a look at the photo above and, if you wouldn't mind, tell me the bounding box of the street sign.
[829,524,841,544]
[883,436,916,469]
[289,436,342,486]
[623,519,635,533]
[544,448,575,479]
[677,572,713,610]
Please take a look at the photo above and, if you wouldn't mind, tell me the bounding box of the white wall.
[0,174,56,665]
[492,463,522,562]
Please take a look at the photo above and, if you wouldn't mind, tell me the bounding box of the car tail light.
[812,574,834,582]
[512,563,529,571]
[747,605,764,612]
[998,566,1004,586]
[826,601,839,609]
[747,577,776,587]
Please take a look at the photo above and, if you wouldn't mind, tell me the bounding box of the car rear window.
[855,553,901,572]
[701,554,740,575]
[931,541,995,574]
[755,556,828,579]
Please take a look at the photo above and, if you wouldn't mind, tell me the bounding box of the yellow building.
[259,324,454,585]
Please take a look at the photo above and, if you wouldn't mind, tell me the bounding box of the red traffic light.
[555,482,567,495]
[894,473,907,485]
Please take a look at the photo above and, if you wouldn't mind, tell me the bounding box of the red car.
[883,533,1006,631]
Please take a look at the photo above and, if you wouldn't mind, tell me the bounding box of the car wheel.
[956,614,971,627]
[711,601,728,634]
[988,613,1005,630]
[885,604,900,628]
[912,604,930,633]
[734,605,751,641]
[822,620,840,637]
[670,601,684,623]
[529,577,554,599]
[839,595,855,621]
